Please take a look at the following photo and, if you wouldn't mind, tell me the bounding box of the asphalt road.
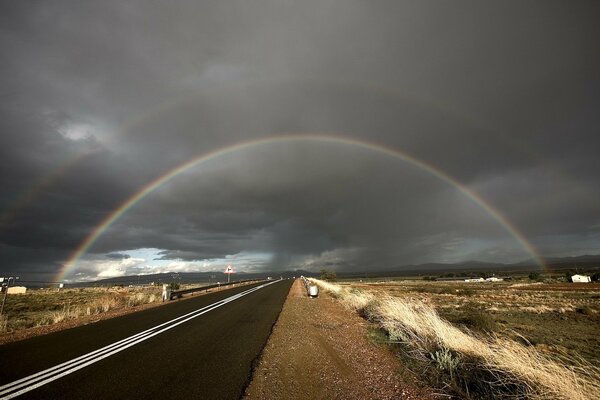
[0,279,293,399]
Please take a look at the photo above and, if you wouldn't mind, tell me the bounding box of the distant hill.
[65,255,600,287]
[70,269,317,287]
[514,254,600,267]
[335,255,600,279]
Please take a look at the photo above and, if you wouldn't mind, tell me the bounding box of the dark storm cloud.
[1,1,599,281]
[106,253,131,260]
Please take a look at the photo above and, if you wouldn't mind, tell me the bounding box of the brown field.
[343,280,600,368]
[313,278,600,400]
[0,280,259,344]
[0,285,163,342]
[0,281,215,342]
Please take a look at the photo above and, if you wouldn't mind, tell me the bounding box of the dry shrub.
[576,306,594,315]
[88,296,120,314]
[520,305,556,314]
[0,315,8,333]
[456,311,498,333]
[314,280,343,297]
[51,311,67,324]
[127,292,160,307]
[127,293,147,307]
[310,279,600,400]
[51,304,81,323]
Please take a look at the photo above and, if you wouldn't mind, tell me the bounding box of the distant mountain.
[402,255,600,272]
[339,255,600,278]
[70,269,318,287]
[514,254,600,266]
[66,255,600,287]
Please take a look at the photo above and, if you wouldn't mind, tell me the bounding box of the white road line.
[0,285,263,395]
[0,281,278,399]
[0,298,231,396]
[0,298,229,392]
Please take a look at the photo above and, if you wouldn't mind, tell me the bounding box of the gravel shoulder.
[244,279,432,399]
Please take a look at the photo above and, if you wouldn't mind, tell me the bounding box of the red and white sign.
[224,265,235,274]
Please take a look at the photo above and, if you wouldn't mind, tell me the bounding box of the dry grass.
[127,292,157,307]
[311,278,600,400]
[0,286,162,334]
[0,315,8,333]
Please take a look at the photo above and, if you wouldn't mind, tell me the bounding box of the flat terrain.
[345,280,600,367]
[0,281,259,344]
[244,280,431,399]
[0,280,292,400]
[0,286,163,344]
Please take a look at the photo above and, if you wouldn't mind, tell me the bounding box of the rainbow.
[56,134,545,282]
[4,78,562,238]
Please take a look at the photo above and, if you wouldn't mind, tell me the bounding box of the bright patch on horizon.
[62,248,274,282]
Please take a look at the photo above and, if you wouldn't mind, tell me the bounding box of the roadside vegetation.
[0,280,255,342]
[311,278,600,400]
[0,286,163,335]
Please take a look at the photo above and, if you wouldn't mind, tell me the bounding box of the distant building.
[485,277,503,282]
[6,286,27,294]
[571,274,591,283]
[464,277,485,282]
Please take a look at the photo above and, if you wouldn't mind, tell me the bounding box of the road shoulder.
[244,279,431,399]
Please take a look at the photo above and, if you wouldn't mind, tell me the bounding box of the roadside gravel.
[244,279,432,399]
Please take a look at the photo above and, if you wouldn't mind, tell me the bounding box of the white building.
[571,274,591,283]
[464,277,485,282]
[6,286,27,294]
[485,277,503,282]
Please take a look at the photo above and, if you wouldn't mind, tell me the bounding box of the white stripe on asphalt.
[0,280,279,399]
[1,298,231,392]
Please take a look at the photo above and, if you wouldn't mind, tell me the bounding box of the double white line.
[0,280,279,399]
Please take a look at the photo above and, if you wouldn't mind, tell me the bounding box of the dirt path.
[244,280,431,399]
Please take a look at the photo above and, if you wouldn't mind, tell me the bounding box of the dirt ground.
[244,280,431,400]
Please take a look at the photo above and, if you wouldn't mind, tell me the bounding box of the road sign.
[224,265,235,283]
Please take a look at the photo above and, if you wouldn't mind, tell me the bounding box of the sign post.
[224,265,234,283]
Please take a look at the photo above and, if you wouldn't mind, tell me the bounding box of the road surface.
[0,279,293,399]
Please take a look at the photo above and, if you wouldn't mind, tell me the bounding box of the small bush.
[439,287,456,295]
[528,272,540,281]
[430,347,461,378]
[457,311,498,334]
[576,307,593,315]
[319,269,337,281]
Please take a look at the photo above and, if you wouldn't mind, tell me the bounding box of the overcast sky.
[1,1,599,282]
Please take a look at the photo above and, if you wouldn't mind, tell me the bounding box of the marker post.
[224,265,235,284]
